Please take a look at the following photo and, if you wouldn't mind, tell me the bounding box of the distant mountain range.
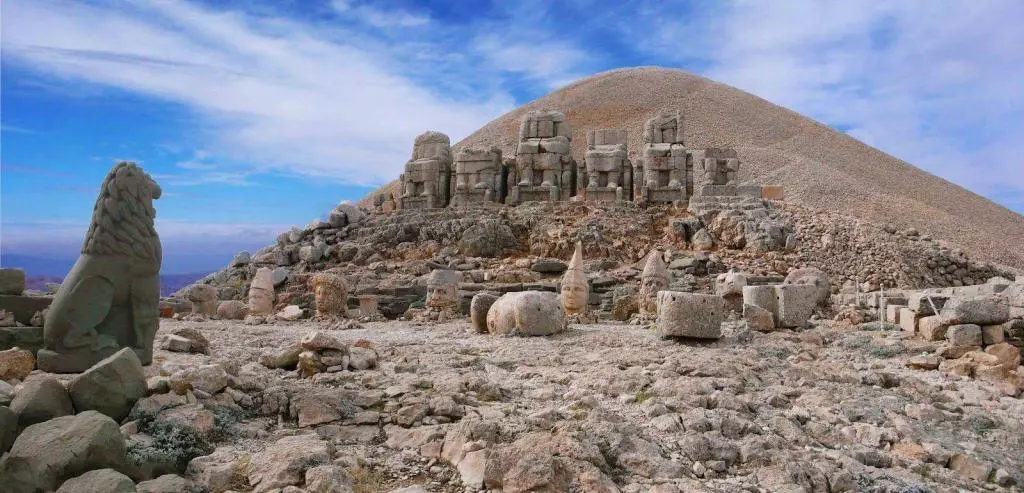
[2,254,213,297]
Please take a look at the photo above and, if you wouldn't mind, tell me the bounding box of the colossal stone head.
[311,273,348,317]
[561,242,589,315]
[425,269,460,309]
[249,267,276,315]
[639,249,669,315]
[715,271,748,299]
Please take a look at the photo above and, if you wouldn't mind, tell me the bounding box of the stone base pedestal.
[583,186,623,202]
[0,326,44,352]
[450,188,495,206]
[398,194,440,210]
[37,345,153,373]
[640,186,686,204]
[510,185,561,204]
[0,295,54,325]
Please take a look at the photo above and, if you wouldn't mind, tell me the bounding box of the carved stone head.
[249,267,276,315]
[639,249,669,315]
[311,273,348,317]
[561,242,589,314]
[425,269,460,309]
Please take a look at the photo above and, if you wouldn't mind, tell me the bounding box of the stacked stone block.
[509,110,575,204]
[450,146,503,206]
[399,131,453,210]
[581,128,631,202]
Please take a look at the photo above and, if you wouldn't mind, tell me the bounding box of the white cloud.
[2,0,514,186]
[631,0,1024,207]
[331,0,430,28]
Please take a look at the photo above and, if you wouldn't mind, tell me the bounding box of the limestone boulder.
[0,347,35,381]
[56,468,136,493]
[940,295,1009,326]
[69,347,147,422]
[166,327,210,355]
[486,291,565,336]
[656,291,724,339]
[0,410,125,492]
[248,434,334,492]
[301,331,348,352]
[470,293,499,333]
[10,375,74,428]
[985,343,1022,368]
[169,364,228,395]
[216,300,248,320]
[783,268,830,306]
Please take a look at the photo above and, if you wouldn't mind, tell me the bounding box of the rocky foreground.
[4,314,1022,492]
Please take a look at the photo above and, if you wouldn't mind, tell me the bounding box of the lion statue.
[38,161,163,373]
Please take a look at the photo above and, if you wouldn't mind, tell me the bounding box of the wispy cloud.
[330,0,430,28]
[2,0,517,186]
[628,0,1024,208]
[0,124,37,134]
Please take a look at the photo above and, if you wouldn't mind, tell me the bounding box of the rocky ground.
[77,314,1024,492]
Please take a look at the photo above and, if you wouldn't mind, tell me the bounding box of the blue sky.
[2,0,1023,273]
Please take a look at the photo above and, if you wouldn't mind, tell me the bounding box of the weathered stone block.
[0,269,26,296]
[886,304,906,324]
[775,284,818,328]
[981,325,1005,345]
[470,293,499,334]
[946,324,982,346]
[918,316,949,341]
[655,291,724,339]
[940,295,1009,325]
[899,308,920,333]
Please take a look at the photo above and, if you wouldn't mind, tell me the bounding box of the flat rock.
[278,305,304,321]
[69,347,147,422]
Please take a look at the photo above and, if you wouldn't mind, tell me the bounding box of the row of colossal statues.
[394,109,754,210]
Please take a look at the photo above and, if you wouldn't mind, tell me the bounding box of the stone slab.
[0,295,53,326]
[899,308,920,333]
[0,326,45,352]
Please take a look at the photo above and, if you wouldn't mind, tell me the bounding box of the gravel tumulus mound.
[360,66,1024,270]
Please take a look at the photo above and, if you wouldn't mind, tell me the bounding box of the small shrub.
[868,343,906,358]
[635,390,657,404]
[840,335,873,349]
[129,420,214,471]
[758,347,790,359]
[861,322,899,331]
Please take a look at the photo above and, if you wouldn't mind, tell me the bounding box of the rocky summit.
[1,71,1023,493]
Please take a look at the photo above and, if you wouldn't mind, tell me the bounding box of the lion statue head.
[82,161,162,260]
